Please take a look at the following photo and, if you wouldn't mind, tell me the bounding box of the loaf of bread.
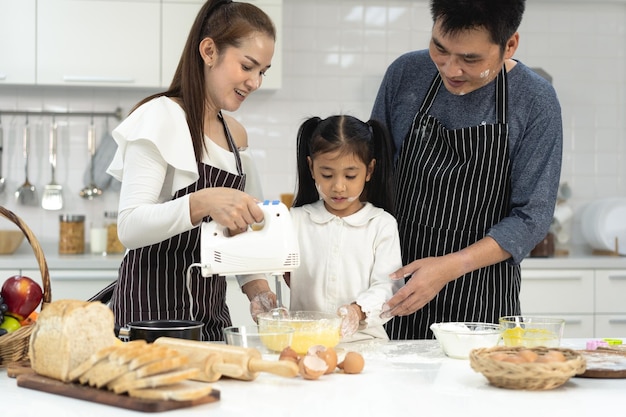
[28,299,119,382]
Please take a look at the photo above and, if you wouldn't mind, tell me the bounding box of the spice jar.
[105,211,125,254]
[59,215,85,254]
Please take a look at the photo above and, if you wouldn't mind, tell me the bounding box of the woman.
[105,0,278,341]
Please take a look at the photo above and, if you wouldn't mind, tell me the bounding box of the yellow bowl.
[499,316,565,348]
[257,311,342,355]
[0,230,24,254]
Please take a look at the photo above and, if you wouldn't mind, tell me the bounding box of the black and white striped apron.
[386,67,521,340]
[110,113,246,342]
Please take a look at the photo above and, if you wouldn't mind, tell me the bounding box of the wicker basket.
[469,346,587,390]
[0,206,51,367]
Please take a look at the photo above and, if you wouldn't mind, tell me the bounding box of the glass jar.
[59,215,85,254]
[105,211,125,254]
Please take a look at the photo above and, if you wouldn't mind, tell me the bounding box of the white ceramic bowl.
[430,322,502,359]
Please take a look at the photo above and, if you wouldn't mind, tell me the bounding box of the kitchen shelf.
[0,107,123,121]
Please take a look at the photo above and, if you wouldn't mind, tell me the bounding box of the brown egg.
[536,350,567,363]
[488,352,511,362]
[500,354,528,364]
[517,349,539,363]
[337,351,365,374]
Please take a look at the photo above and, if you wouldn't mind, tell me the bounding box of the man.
[372,0,562,339]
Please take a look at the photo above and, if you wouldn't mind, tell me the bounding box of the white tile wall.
[0,0,624,249]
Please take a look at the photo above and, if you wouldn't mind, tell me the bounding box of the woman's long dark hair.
[130,0,276,162]
[293,115,396,214]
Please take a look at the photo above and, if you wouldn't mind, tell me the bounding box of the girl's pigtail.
[367,119,395,214]
[293,117,322,207]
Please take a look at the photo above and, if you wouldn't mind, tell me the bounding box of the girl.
[287,115,403,341]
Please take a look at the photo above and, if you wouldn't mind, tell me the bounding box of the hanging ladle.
[80,119,103,200]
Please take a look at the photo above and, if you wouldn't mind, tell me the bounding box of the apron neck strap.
[421,65,509,124]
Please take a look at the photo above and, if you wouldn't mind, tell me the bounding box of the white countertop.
[1,339,625,417]
[2,241,625,272]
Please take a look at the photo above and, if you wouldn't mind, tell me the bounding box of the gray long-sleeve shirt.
[371,50,563,264]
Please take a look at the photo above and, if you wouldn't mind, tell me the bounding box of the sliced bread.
[28,299,119,382]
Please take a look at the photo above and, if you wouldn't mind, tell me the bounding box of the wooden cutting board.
[15,369,220,413]
[576,349,626,379]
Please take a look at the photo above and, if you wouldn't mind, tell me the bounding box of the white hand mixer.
[194,200,300,312]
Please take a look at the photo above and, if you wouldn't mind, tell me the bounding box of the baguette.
[28,299,119,382]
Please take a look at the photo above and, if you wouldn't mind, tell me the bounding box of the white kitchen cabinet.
[21,268,117,303]
[521,267,626,338]
[520,269,595,338]
[0,0,36,84]
[520,269,594,314]
[594,269,626,338]
[161,0,283,89]
[595,270,626,314]
[37,0,161,87]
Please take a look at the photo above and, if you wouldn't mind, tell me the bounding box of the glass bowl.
[223,325,294,354]
[256,310,342,355]
[499,316,565,348]
[430,322,502,359]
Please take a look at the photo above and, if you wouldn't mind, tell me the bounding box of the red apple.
[1,275,43,321]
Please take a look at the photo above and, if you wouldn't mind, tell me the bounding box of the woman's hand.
[189,187,264,229]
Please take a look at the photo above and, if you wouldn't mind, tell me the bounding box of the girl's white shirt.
[107,96,265,288]
[289,200,403,340]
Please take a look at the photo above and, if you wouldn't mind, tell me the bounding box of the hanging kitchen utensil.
[79,119,103,200]
[0,115,5,194]
[41,119,64,210]
[15,119,38,206]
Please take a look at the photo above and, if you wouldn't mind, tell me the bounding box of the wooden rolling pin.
[154,337,299,381]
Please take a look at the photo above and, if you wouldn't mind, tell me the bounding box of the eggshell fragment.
[279,346,300,364]
[298,354,327,380]
[308,345,338,374]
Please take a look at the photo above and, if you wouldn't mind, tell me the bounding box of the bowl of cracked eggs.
[499,316,565,348]
[257,310,342,355]
[430,322,503,359]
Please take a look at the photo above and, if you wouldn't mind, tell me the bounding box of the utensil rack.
[0,107,123,121]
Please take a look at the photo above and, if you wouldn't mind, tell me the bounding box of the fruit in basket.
[0,315,21,333]
[0,294,8,323]
[1,275,43,321]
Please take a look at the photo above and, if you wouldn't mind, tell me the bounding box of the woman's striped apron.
[385,67,521,340]
[110,113,246,341]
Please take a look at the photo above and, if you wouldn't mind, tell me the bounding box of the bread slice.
[128,380,216,401]
[110,368,200,394]
[28,299,119,382]
[68,344,119,382]
[106,354,190,392]
[126,345,173,370]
